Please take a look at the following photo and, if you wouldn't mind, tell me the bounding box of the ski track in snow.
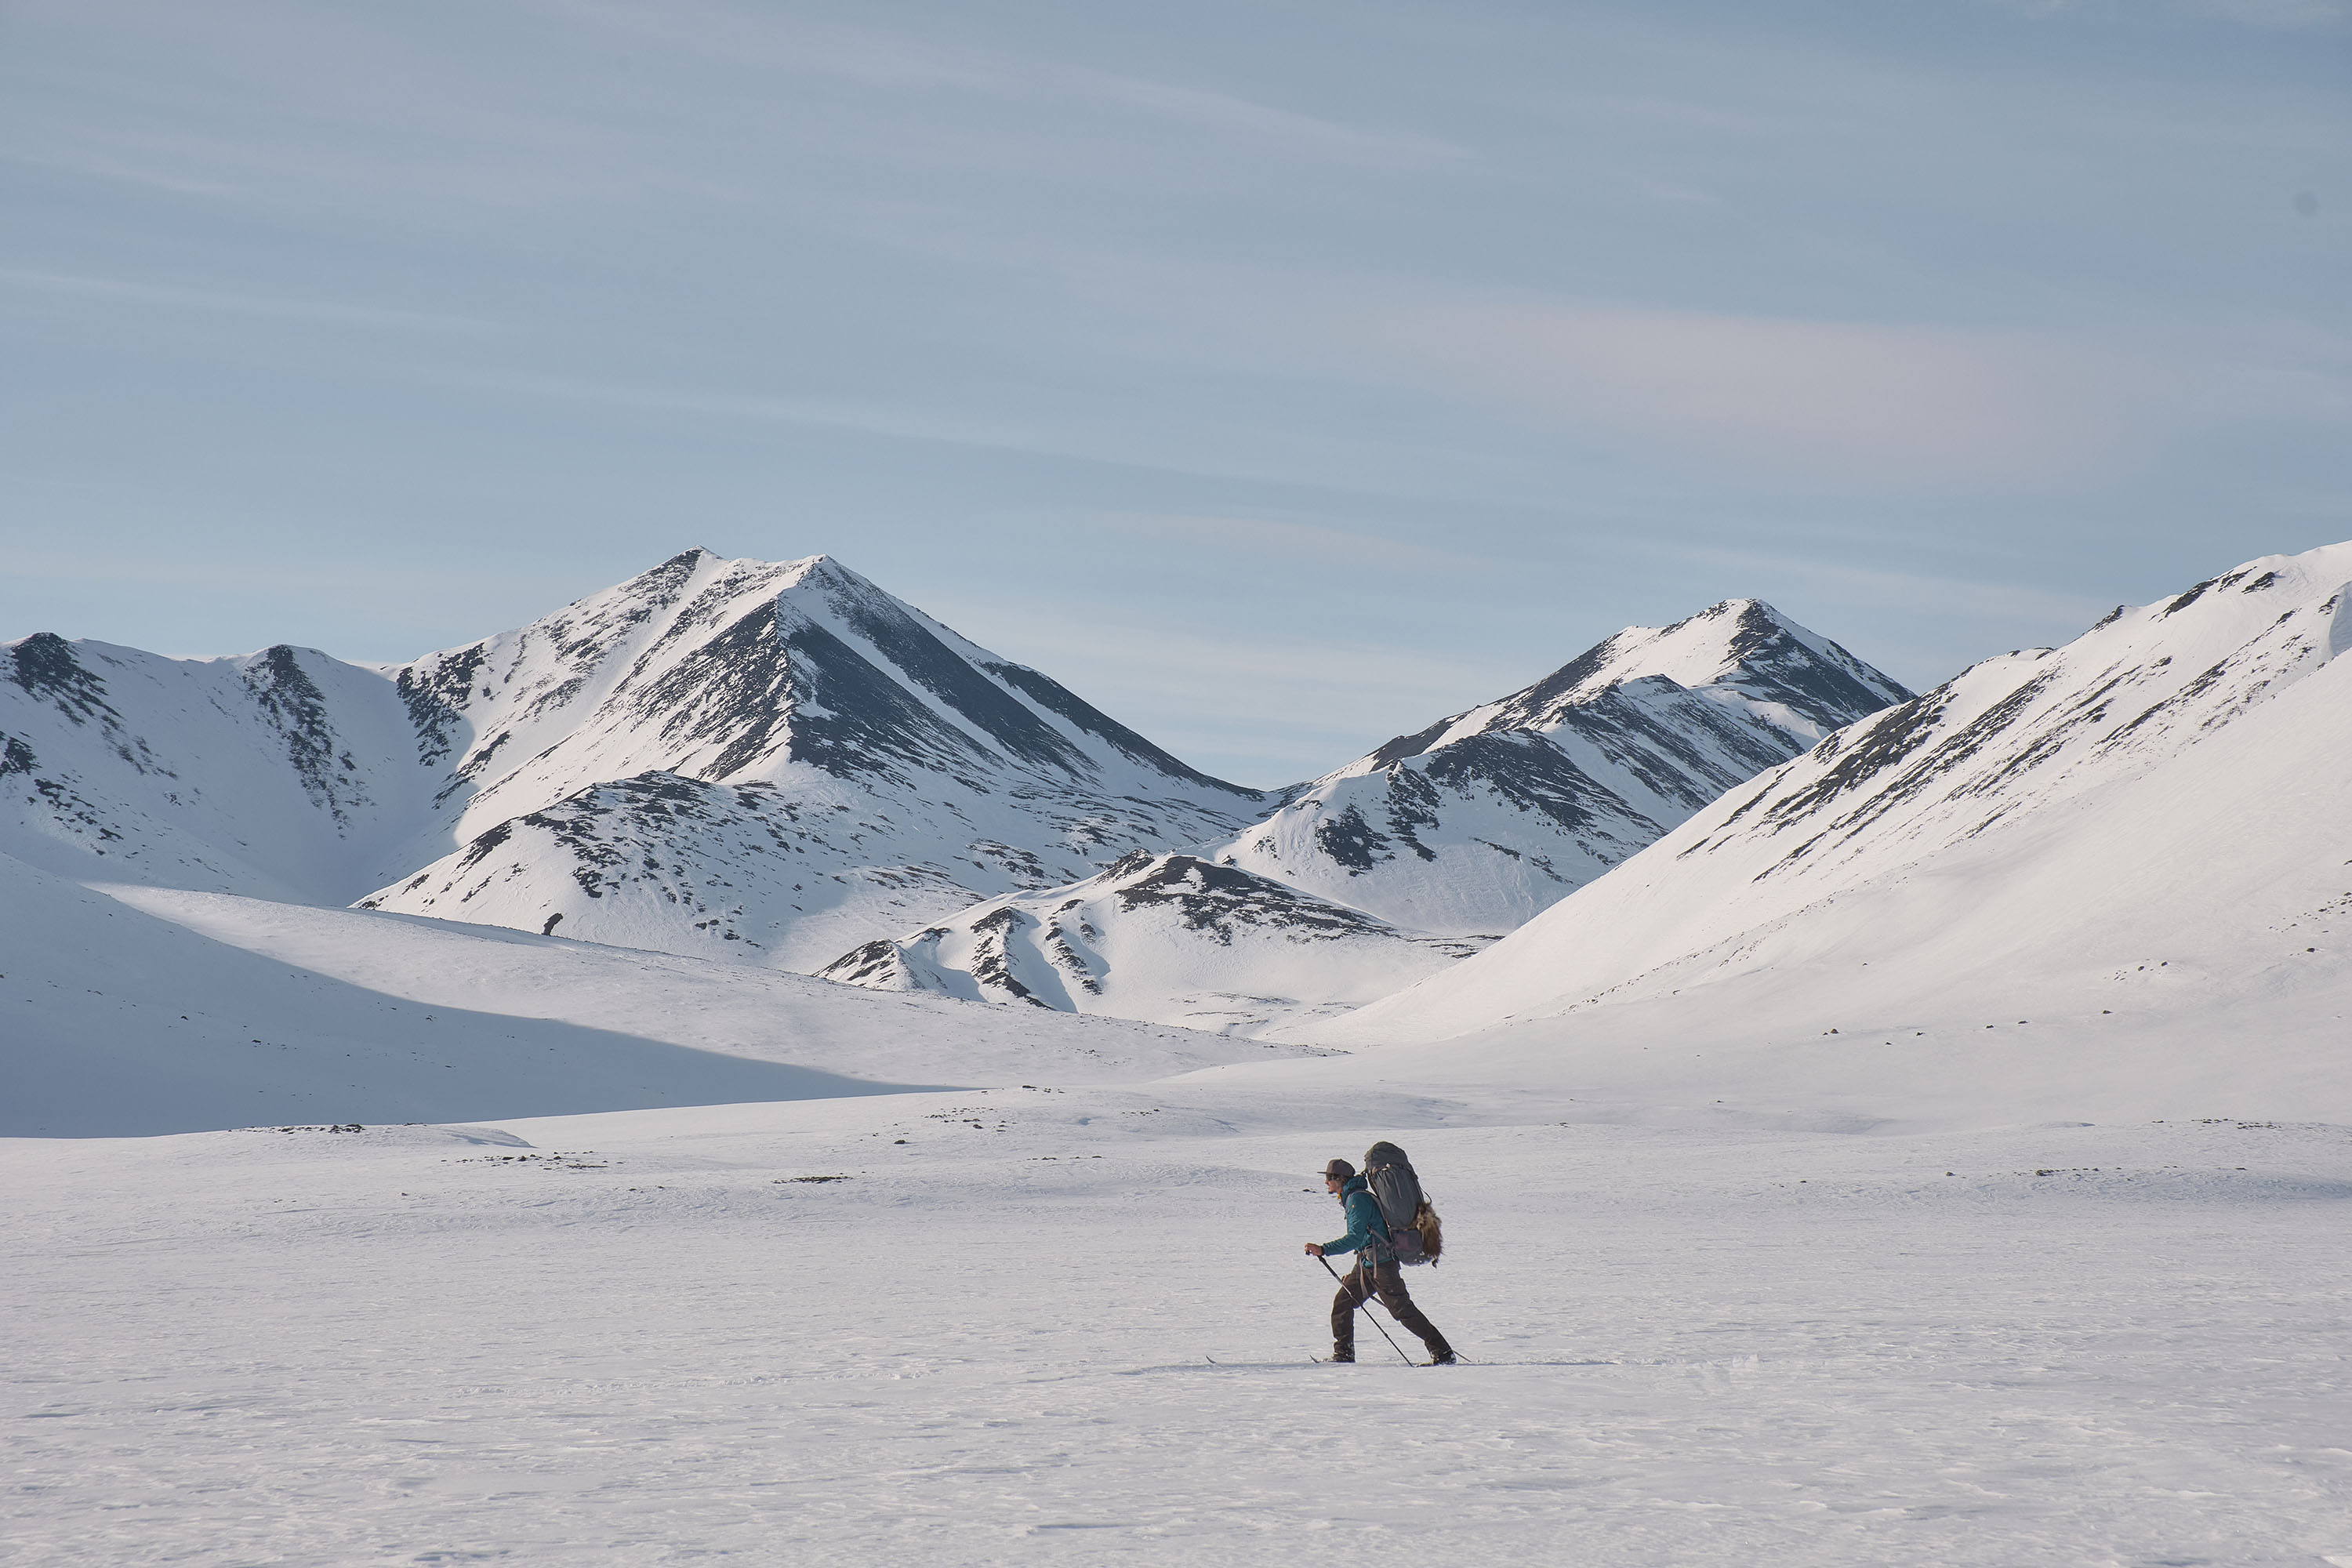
[7,1097,2350,1566]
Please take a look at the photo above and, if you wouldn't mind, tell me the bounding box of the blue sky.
[3,0,2345,786]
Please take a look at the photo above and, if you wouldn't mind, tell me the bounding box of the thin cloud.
[473,372,1269,484]
[0,149,239,197]
[1666,545,2119,633]
[1037,65,1462,169]
[1985,0,2348,24]
[1376,304,2161,485]
[469,372,1436,499]
[2188,0,2352,24]
[534,0,1461,169]
[2,550,445,597]
[914,598,1526,786]
[1102,513,1486,574]
[0,270,496,332]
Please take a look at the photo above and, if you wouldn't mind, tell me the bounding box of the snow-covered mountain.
[0,633,435,902]
[354,551,1269,967]
[1218,599,1911,935]
[822,598,1907,1030]
[2,550,1270,968]
[819,850,1486,1036]
[1318,543,2352,1051]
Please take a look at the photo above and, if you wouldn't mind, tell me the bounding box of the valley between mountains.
[1,547,1909,1047]
[3,540,2344,1137]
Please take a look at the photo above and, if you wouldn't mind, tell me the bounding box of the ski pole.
[1316,1252,1414,1365]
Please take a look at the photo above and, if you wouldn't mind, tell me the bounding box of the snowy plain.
[7,1080,2350,1567]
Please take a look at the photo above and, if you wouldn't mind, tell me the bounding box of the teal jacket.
[1322,1175,1392,1262]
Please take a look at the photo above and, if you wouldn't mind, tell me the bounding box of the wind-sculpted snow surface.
[828,599,1906,1029]
[1323,542,2352,1047]
[1218,598,1911,936]
[821,850,1486,1036]
[2,550,1268,967]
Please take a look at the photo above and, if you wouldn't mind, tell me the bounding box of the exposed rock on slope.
[0,634,431,902]
[821,850,1485,1036]
[823,598,1907,1030]
[358,552,1268,967]
[2,550,1268,969]
[1215,599,1911,935]
[1317,543,2352,1048]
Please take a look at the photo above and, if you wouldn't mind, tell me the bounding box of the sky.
[2,0,2346,787]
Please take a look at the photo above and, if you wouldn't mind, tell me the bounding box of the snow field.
[2,863,1311,1137]
[7,1092,2348,1566]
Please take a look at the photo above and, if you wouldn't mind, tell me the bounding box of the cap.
[1321,1159,1355,1181]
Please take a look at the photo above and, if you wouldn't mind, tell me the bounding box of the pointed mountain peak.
[599,552,934,639]
[774,551,891,602]
[385,544,1258,827]
[1356,598,1911,774]
[1501,597,1910,735]
[630,546,718,585]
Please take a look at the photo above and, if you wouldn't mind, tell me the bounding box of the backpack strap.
[1348,1185,1395,1263]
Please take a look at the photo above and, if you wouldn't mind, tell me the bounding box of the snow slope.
[1316,543,2352,1058]
[2,550,1271,969]
[0,853,1316,1138]
[1219,598,1911,937]
[820,850,1487,1036]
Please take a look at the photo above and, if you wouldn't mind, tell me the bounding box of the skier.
[1305,1157,1457,1364]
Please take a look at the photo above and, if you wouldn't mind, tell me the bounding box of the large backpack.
[1362,1141,1443,1266]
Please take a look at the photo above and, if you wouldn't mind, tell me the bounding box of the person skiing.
[1305,1157,1456,1364]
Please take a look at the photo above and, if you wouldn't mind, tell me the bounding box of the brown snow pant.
[1331,1258,1451,1360]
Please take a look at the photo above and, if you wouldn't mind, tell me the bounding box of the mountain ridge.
[356,550,1273,967]
[1312,540,2352,1048]
[4,551,1912,986]
[1213,597,1912,937]
[1,550,1271,967]
[823,597,1912,1029]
